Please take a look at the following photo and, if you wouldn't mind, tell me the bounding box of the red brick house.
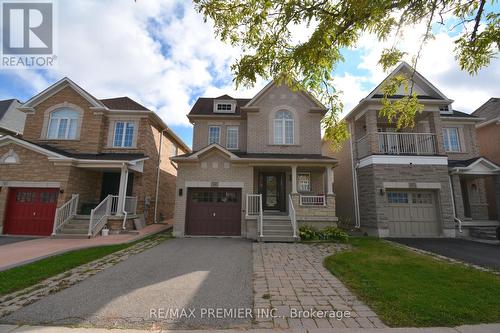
[0,77,189,237]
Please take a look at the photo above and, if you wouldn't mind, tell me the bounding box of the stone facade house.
[0,77,189,237]
[323,62,500,238]
[472,98,500,222]
[172,81,338,241]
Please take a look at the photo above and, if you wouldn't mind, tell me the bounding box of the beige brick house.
[473,98,500,222]
[324,62,500,238]
[172,81,338,241]
[0,77,189,237]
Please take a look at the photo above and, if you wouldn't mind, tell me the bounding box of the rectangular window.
[113,121,135,147]
[216,103,232,111]
[226,126,239,149]
[442,127,460,152]
[387,191,409,204]
[208,126,221,145]
[297,172,311,192]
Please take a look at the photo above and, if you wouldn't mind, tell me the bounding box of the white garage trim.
[358,155,448,168]
[184,181,245,188]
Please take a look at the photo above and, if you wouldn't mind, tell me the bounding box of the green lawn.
[324,237,500,327]
[0,232,171,296]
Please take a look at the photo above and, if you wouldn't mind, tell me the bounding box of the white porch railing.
[246,194,263,237]
[88,195,112,237]
[110,195,138,215]
[52,194,79,235]
[378,132,436,155]
[300,195,326,206]
[288,194,297,238]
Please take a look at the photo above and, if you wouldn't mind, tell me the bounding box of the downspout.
[154,129,167,224]
[349,122,361,228]
[448,174,463,233]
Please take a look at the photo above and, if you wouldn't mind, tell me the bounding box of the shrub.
[299,225,349,242]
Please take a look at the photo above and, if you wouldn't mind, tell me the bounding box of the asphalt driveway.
[391,238,500,270]
[0,238,253,330]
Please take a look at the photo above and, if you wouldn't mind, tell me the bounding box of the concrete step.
[263,220,291,226]
[264,229,294,236]
[51,233,89,239]
[263,224,293,231]
[259,235,298,243]
[263,215,290,221]
[58,228,89,235]
[62,223,90,230]
[470,227,499,240]
[74,214,91,219]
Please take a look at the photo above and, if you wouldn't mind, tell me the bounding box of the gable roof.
[244,80,326,110]
[21,77,106,109]
[100,97,150,111]
[449,156,500,175]
[472,97,500,121]
[440,110,480,120]
[366,62,450,101]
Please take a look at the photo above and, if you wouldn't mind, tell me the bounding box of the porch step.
[55,217,91,237]
[263,215,291,220]
[469,227,499,240]
[263,224,293,231]
[51,233,89,239]
[259,235,298,243]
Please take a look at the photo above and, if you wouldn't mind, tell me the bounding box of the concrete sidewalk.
[0,323,499,333]
[0,222,171,271]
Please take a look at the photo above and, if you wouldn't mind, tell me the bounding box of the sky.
[1,0,499,149]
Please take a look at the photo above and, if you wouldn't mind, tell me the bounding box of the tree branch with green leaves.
[194,0,499,149]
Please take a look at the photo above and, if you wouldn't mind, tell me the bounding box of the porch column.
[291,165,298,194]
[326,166,334,195]
[495,175,500,220]
[450,174,465,220]
[116,164,129,216]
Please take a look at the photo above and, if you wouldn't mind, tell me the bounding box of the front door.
[100,172,134,201]
[260,173,286,211]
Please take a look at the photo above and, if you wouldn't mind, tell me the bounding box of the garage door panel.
[4,188,58,236]
[387,190,439,237]
[185,188,241,236]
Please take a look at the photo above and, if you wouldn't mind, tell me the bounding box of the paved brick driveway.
[253,243,386,329]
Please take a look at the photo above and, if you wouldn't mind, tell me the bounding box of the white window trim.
[108,120,138,148]
[213,100,236,114]
[41,103,84,141]
[226,125,239,150]
[171,143,178,157]
[208,125,221,145]
[442,127,461,152]
[274,111,294,145]
[297,172,311,192]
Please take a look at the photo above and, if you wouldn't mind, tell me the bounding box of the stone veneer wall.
[356,163,454,237]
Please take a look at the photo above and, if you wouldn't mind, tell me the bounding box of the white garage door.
[386,190,440,237]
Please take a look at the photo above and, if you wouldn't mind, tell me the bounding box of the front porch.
[449,157,500,240]
[52,163,142,238]
[246,164,337,241]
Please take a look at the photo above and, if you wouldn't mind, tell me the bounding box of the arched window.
[47,108,79,139]
[274,110,294,144]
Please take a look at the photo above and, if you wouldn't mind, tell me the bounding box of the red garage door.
[4,188,59,236]
[185,188,241,236]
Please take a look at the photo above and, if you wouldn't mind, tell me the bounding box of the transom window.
[226,126,239,149]
[297,172,311,192]
[113,121,135,147]
[442,127,460,152]
[47,108,79,139]
[208,126,221,144]
[274,110,294,144]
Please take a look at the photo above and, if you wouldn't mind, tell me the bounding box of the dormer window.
[213,100,236,113]
[439,105,452,114]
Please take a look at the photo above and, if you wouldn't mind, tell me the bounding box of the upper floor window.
[217,103,232,111]
[274,110,294,144]
[439,105,449,112]
[47,108,79,139]
[226,126,239,149]
[208,126,221,145]
[113,121,135,148]
[214,101,235,113]
[442,127,460,152]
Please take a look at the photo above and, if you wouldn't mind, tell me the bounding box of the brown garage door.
[185,188,241,236]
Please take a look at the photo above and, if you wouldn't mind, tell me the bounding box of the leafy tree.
[194,0,499,149]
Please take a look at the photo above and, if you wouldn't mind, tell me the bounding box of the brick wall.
[192,118,247,152]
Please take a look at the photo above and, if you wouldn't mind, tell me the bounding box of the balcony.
[357,132,437,158]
